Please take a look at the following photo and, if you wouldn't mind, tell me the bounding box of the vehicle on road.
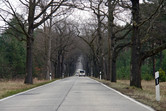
[79,70,85,77]
[75,69,86,77]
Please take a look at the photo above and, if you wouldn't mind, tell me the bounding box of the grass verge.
[92,77,166,111]
[0,79,56,99]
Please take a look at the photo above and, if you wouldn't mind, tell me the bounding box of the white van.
[79,70,85,77]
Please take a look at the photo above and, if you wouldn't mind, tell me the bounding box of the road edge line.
[91,78,155,111]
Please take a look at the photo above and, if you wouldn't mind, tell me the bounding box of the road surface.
[0,77,154,111]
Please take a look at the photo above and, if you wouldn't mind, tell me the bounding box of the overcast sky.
[0,0,148,31]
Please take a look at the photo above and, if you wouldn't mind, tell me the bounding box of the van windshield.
[80,71,84,73]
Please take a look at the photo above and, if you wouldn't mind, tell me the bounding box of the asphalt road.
[0,77,154,111]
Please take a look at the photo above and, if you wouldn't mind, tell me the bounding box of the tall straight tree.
[87,0,131,81]
[130,0,141,88]
[88,0,106,77]
[44,5,53,80]
[104,0,132,82]
[0,0,67,84]
[107,0,114,81]
[130,0,165,88]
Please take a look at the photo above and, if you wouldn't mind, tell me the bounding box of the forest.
[0,0,166,88]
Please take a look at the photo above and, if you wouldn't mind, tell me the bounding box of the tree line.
[0,0,166,88]
[77,0,166,88]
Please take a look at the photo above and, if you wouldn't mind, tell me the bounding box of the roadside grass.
[92,78,166,111]
[0,78,56,99]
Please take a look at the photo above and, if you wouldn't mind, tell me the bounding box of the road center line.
[55,78,77,111]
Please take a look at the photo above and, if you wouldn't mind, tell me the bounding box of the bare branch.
[2,0,29,37]
[34,0,54,21]
[33,0,66,28]
[19,0,29,7]
[138,0,164,27]
[142,43,166,60]
[115,28,132,41]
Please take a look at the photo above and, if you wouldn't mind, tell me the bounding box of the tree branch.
[142,43,166,61]
[33,0,66,29]
[34,0,54,21]
[115,28,132,41]
[138,0,164,27]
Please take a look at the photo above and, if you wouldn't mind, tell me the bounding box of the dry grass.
[93,78,166,111]
[0,78,50,99]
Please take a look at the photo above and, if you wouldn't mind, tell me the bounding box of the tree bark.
[90,60,93,77]
[107,0,114,81]
[111,54,117,82]
[97,11,103,76]
[24,35,33,84]
[56,52,61,78]
[24,1,35,84]
[46,47,51,80]
[103,57,107,79]
[61,53,64,77]
[46,7,53,80]
[159,41,163,68]
[152,55,156,76]
[130,0,142,88]
[93,55,99,77]
[152,42,155,76]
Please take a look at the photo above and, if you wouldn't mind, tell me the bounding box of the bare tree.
[0,0,68,84]
[50,20,78,78]
[79,0,131,81]
[129,0,165,88]
[88,0,107,77]
[106,0,131,82]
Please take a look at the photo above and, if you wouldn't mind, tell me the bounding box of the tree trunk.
[130,0,142,88]
[152,55,156,76]
[46,28,52,80]
[60,53,64,77]
[24,35,33,84]
[56,52,61,78]
[46,6,53,80]
[24,1,35,84]
[90,60,93,77]
[46,51,51,79]
[111,56,117,82]
[107,0,114,81]
[103,57,107,79]
[54,62,57,78]
[152,42,156,76]
[159,41,163,68]
[97,8,103,75]
[93,55,99,77]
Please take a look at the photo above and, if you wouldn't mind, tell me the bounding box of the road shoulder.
[91,78,157,111]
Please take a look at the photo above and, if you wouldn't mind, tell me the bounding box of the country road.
[0,77,154,111]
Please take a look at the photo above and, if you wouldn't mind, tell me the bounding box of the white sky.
[0,0,146,31]
[68,9,93,23]
[0,0,23,27]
